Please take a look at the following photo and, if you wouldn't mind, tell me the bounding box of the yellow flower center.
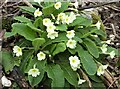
[32,69,37,72]
[17,48,21,52]
[72,59,76,63]
[69,41,73,44]
[68,32,71,35]
[56,4,59,7]
[40,53,44,57]
[36,11,40,15]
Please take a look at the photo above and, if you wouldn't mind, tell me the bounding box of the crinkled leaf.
[95,29,107,39]
[92,82,106,89]
[73,36,83,43]
[42,33,68,49]
[14,16,31,23]
[27,23,42,32]
[70,16,92,27]
[60,63,78,87]
[42,4,55,16]
[45,64,64,88]
[56,24,67,31]
[27,58,46,87]
[83,38,99,58]
[32,38,45,50]
[5,32,15,38]
[19,6,36,15]
[12,23,36,41]
[76,45,97,75]
[52,42,66,56]
[89,75,102,83]
[2,51,15,73]
[33,17,45,30]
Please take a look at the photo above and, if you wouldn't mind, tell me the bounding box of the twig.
[22,0,33,7]
[106,5,120,12]
[111,23,120,40]
[79,68,92,88]
[107,77,119,89]
[78,2,116,10]
[103,13,119,23]
[5,0,22,8]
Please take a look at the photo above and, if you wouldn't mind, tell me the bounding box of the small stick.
[78,2,116,10]
[22,0,33,7]
[111,23,120,40]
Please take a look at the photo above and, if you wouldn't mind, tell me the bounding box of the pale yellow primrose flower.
[69,56,80,71]
[47,31,58,39]
[13,46,22,57]
[34,8,42,17]
[101,40,111,45]
[54,2,61,10]
[95,21,101,29]
[67,39,77,49]
[46,23,56,32]
[106,40,111,44]
[63,12,76,24]
[64,15,70,24]
[109,51,115,59]
[78,78,86,85]
[37,51,46,61]
[43,18,51,26]
[100,44,108,54]
[1,76,12,87]
[69,12,76,23]
[66,30,75,39]
[28,65,40,77]
[97,64,108,76]
[57,13,66,22]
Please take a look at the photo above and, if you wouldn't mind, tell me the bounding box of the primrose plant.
[3,1,119,88]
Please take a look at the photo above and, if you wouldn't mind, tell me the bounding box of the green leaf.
[53,2,69,15]
[27,23,42,32]
[45,64,64,88]
[56,24,67,31]
[42,33,68,49]
[60,63,78,87]
[83,38,99,58]
[95,29,107,38]
[76,45,97,75]
[5,32,15,38]
[20,50,34,72]
[19,6,36,15]
[52,42,66,56]
[92,82,106,89]
[27,58,46,87]
[89,75,102,83]
[42,4,55,16]
[2,51,15,73]
[32,38,45,50]
[70,16,92,27]
[14,16,31,23]
[76,27,98,38]
[12,23,36,41]
[33,17,45,30]
[107,47,119,57]
[73,36,83,43]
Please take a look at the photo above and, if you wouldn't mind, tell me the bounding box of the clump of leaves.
[3,1,119,88]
